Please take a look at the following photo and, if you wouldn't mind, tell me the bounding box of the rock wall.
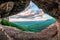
[0,23,58,40]
[0,0,29,18]
[32,0,60,19]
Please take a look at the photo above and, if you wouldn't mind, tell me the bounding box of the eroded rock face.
[0,2,14,18]
[0,2,14,12]
[0,0,29,18]
[0,23,58,40]
[0,30,9,40]
[32,0,60,19]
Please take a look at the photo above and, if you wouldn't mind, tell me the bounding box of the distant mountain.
[0,0,60,19]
